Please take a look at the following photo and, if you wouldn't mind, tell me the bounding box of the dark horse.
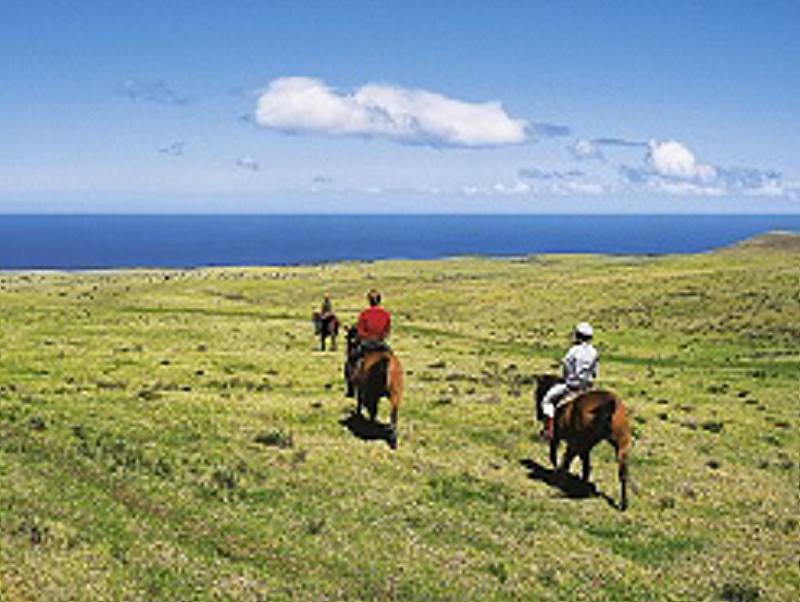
[534,374,632,510]
[312,311,339,351]
[344,327,404,449]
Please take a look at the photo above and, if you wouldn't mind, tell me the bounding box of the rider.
[346,289,392,396]
[320,293,333,319]
[540,322,599,440]
[357,289,391,346]
[319,293,334,330]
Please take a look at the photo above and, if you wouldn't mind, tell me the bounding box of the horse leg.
[549,438,559,468]
[344,357,356,398]
[619,459,628,511]
[610,407,632,511]
[367,396,377,422]
[614,441,629,511]
[557,443,578,476]
[356,389,364,417]
[387,397,399,450]
[580,450,592,482]
[387,360,402,450]
[331,334,337,352]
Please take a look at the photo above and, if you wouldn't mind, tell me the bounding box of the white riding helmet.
[575,322,593,339]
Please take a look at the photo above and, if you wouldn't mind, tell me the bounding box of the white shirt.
[562,342,598,389]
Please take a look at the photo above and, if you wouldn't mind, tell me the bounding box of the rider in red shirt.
[357,290,391,342]
[346,290,392,397]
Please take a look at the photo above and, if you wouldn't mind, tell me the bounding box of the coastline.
[0,229,797,274]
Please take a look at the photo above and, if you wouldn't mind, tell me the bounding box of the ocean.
[0,215,798,269]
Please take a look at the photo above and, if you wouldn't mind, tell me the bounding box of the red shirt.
[357,306,391,340]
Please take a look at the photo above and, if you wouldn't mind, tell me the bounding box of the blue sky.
[2,1,799,213]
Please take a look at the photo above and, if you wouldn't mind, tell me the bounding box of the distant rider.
[540,322,599,440]
[317,293,334,332]
[346,289,392,396]
[320,293,333,319]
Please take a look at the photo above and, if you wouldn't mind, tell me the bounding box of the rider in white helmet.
[540,321,599,440]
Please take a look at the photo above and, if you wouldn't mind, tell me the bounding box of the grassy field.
[1,232,798,602]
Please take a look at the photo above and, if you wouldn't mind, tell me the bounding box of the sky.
[1,1,799,214]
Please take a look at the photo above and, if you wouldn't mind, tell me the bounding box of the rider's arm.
[562,346,578,381]
[560,352,570,380]
[357,312,369,339]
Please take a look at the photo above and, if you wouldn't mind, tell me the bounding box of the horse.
[312,311,339,351]
[534,374,632,510]
[344,326,404,449]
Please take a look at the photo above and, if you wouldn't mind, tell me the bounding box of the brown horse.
[534,374,632,510]
[345,327,404,449]
[312,311,339,351]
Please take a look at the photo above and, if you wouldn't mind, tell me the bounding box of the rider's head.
[367,289,382,306]
[574,321,593,342]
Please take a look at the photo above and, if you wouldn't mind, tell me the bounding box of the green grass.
[1,233,798,601]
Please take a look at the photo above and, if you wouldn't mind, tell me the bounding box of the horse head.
[345,325,359,355]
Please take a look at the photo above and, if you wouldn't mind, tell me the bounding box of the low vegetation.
[1,233,798,601]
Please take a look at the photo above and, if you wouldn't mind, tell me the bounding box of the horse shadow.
[519,458,617,509]
[339,411,395,449]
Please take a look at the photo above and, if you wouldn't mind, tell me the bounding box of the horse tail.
[608,396,631,455]
[387,356,403,405]
[386,355,403,448]
[608,394,632,510]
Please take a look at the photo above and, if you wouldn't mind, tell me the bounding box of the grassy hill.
[1,233,798,601]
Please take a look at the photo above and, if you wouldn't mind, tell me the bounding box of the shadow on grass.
[339,411,395,449]
[519,458,618,509]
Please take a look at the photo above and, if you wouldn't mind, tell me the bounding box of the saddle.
[556,385,592,410]
[359,339,391,354]
[556,391,580,410]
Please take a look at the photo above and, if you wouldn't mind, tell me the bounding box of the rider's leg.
[345,345,363,398]
[541,383,568,440]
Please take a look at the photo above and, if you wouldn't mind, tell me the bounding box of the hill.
[1,241,798,601]
[727,229,800,252]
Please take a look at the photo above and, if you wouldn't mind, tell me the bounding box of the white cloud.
[647,140,716,181]
[492,181,531,195]
[568,136,649,162]
[620,139,796,198]
[255,77,529,148]
[460,181,531,196]
[518,167,585,180]
[559,181,606,195]
[457,178,608,197]
[742,183,784,197]
[517,166,607,195]
[568,138,605,161]
[650,180,725,196]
